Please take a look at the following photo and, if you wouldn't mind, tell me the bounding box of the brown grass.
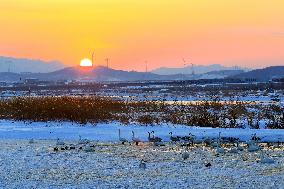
[0,96,283,129]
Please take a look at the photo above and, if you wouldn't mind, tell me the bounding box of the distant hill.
[43,66,178,81]
[0,66,181,82]
[0,66,248,82]
[0,56,65,73]
[151,64,249,75]
[229,66,284,81]
[198,70,245,79]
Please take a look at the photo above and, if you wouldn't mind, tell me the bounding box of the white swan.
[56,138,65,146]
[119,129,128,144]
[216,132,225,154]
[132,131,141,145]
[247,140,260,152]
[78,135,90,145]
[259,150,275,164]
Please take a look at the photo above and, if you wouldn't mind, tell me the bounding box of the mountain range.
[0,56,65,73]
[0,56,283,82]
[0,66,246,82]
[0,66,282,82]
[151,64,249,75]
[230,66,284,81]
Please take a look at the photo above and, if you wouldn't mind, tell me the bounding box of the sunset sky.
[0,0,283,71]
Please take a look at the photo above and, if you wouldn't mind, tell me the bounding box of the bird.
[78,135,90,145]
[216,132,225,154]
[259,152,275,164]
[84,145,94,152]
[53,147,59,152]
[69,144,76,150]
[132,131,141,145]
[154,141,165,146]
[169,132,180,142]
[28,138,34,144]
[188,133,197,146]
[251,133,261,142]
[182,151,189,160]
[211,141,219,148]
[139,159,146,169]
[236,140,244,151]
[228,147,238,153]
[119,129,128,144]
[205,162,212,168]
[247,141,260,152]
[217,147,225,154]
[148,132,155,142]
[56,138,65,146]
[204,138,212,146]
[150,131,162,142]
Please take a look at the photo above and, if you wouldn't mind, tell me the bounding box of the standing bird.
[139,159,146,169]
[56,138,65,146]
[188,133,196,146]
[119,129,128,144]
[78,135,90,145]
[247,141,260,152]
[150,131,162,142]
[169,132,180,142]
[237,140,244,151]
[216,132,225,154]
[132,131,141,145]
[148,132,154,142]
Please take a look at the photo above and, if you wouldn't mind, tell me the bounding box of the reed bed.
[0,96,283,129]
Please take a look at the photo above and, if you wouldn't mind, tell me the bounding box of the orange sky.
[0,0,283,71]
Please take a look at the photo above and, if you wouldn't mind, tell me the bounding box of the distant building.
[272,78,284,82]
[0,81,7,87]
[244,78,257,82]
[24,78,40,85]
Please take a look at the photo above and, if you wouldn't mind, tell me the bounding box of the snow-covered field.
[0,120,284,188]
[0,139,283,189]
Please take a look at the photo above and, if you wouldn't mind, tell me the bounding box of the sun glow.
[80,58,93,67]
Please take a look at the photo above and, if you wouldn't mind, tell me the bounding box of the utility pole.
[6,61,12,72]
[145,60,148,73]
[191,63,195,76]
[182,58,187,81]
[105,58,109,68]
[91,51,95,67]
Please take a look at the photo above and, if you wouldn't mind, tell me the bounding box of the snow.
[0,139,283,189]
[0,120,283,188]
[0,120,283,142]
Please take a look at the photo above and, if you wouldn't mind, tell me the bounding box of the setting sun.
[80,58,93,67]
